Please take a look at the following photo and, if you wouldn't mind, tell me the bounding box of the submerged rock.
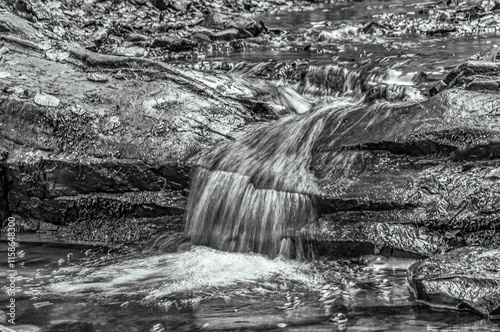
[407,247,500,319]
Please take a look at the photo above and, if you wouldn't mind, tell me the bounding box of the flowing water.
[2,1,500,331]
[3,243,500,331]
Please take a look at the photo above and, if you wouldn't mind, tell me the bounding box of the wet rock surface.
[301,88,500,258]
[408,247,500,318]
[430,48,500,95]
[0,10,294,243]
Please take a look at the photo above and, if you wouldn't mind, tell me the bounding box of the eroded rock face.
[407,247,500,318]
[0,21,293,242]
[298,89,500,258]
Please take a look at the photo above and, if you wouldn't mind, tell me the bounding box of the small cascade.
[185,103,356,258]
[294,65,415,101]
[317,26,362,41]
[228,60,309,81]
[184,58,423,259]
[184,94,406,259]
[220,60,420,102]
[185,168,317,257]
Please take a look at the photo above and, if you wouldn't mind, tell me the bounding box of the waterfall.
[184,100,358,258]
[295,65,414,102]
[226,60,418,102]
[184,62,421,258]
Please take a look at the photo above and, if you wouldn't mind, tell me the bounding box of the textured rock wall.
[299,88,500,257]
[0,23,286,241]
[408,247,500,318]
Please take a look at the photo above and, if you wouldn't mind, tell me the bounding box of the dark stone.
[429,58,500,95]
[429,80,448,96]
[465,79,500,91]
[150,0,168,10]
[361,21,387,34]
[426,27,457,35]
[237,20,264,37]
[408,247,500,318]
[152,36,196,51]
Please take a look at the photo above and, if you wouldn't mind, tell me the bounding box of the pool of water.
[1,243,499,331]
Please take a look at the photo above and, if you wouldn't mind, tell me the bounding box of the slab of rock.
[0,10,310,243]
[299,88,500,258]
[430,48,500,96]
[407,247,500,319]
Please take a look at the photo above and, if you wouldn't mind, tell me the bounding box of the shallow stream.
[2,242,500,331]
[2,0,500,331]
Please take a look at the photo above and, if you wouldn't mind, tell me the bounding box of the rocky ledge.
[408,247,500,319]
[0,9,308,243]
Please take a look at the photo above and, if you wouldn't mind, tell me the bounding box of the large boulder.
[300,88,500,258]
[407,247,500,318]
[0,9,312,243]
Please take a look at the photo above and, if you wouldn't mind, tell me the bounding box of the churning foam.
[45,246,322,302]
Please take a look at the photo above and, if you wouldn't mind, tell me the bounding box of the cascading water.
[185,83,376,258]
[225,60,421,102]
[184,58,426,259]
[185,109,327,258]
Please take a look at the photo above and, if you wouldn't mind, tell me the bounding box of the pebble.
[150,323,165,332]
[330,313,348,324]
